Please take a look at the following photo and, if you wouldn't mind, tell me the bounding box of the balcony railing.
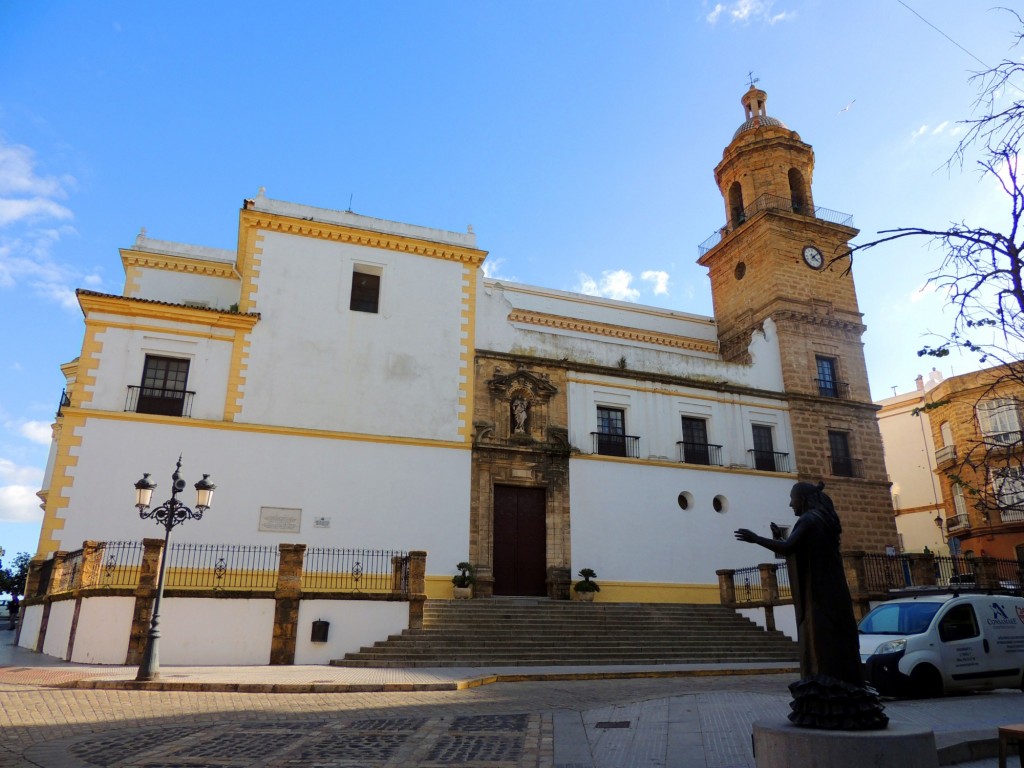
[697,194,855,256]
[125,385,194,417]
[829,456,864,478]
[748,449,792,473]
[999,508,1024,523]
[945,513,971,532]
[983,430,1023,450]
[591,432,640,458]
[677,441,724,466]
[56,388,71,417]
[814,378,850,399]
[934,444,956,466]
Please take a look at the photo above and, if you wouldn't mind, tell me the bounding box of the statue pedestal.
[752,719,938,768]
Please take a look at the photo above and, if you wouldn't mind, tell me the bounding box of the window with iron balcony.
[126,355,194,418]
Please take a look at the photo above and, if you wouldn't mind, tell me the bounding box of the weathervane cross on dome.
[747,72,760,88]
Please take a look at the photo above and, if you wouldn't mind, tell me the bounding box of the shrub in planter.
[452,562,475,597]
[573,568,600,601]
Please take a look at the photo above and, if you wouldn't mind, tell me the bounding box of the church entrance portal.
[492,485,547,596]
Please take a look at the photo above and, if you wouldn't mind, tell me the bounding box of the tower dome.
[732,85,788,139]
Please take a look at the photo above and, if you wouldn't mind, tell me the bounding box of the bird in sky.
[838,99,857,114]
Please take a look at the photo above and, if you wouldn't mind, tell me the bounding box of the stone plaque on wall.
[259,507,302,533]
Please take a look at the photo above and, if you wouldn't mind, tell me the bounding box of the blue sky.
[0,1,1016,561]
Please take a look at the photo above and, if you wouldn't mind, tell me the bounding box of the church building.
[33,86,898,607]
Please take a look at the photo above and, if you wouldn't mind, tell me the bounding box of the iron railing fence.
[52,549,85,594]
[697,194,855,256]
[56,388,71,417]
[829,456,865,478]
[776,564,792,601]
[933,555,978,587]
[96,540,145,588]
[124,385,195,418]
[731,566,766,604]
[591,432,641,458]
[32,558,54,598]
[303,548,409,593]
[163,543,280,590]
[677,441,724,466]
[862,554,913,592]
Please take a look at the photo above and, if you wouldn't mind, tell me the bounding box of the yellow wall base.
[424,576,718,604]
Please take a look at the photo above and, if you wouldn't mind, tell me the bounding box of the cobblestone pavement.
[4,632,1024,767]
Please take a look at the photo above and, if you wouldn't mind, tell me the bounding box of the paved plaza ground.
[2,627,1023,767]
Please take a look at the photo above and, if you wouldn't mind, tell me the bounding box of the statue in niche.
[512,398,528,435]
[734,481,888,730]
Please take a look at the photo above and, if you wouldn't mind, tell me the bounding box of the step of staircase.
[331,599,799,668]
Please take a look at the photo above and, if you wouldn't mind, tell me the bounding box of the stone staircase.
[331,598,799,668]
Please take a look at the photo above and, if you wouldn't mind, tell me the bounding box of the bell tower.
[698,85,897,553]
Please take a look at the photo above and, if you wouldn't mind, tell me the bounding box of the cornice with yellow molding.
[508,310,719,355]
[120,249,239,280]
[240,209,488,267]
[78,291,259,330]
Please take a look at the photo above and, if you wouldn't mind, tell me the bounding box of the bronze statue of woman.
[735,481,887,730]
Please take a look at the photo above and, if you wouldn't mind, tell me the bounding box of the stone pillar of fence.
[78,540,103,590]
[973,556,1000,590]
[16,557,49,645]
[270,543,307,666]
[842,551,871,620]
[35,550,69,653]
[758,563,779,632]
[716,569,736,608]
[125,538,165,665]
[407,550,427,630]
[907,552,937,588]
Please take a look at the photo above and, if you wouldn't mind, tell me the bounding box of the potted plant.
[452,561,475,599]
[573,568,600,602]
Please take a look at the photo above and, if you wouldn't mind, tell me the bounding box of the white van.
[859,593,1024,697]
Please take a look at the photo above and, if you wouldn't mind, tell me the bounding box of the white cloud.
[706,1,792,25]
[576,270,640,302]
[641,270,670,295]
[481,257,518,282]
[911,125,928,140]
[0,484,43,523]
[0,197,73,227]
[18,421,52,446]
[0,142,71,199]
[932,121,950,135]
[0,458,43,486]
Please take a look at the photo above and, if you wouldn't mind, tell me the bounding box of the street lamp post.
[133,456,215,682]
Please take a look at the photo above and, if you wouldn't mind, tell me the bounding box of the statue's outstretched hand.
[734,528,757,543]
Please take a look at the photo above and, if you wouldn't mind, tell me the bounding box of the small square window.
[350,269,381,313]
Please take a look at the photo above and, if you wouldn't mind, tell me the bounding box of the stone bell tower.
[698,85,897,552]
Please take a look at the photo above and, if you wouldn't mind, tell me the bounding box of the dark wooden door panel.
[493,486,547,596]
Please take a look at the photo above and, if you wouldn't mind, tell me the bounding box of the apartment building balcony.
[125,385,194,418]
[56,389,71,417]
[748,449,792,473]
[934,444,956,467]
[591,432,640,458]
[945,513,971,533]
[829,456,864,478]
[677,441,724,467]
[999,508,1024,524]
[984,430,1023,451]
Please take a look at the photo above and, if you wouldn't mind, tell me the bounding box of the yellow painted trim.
[239,209,488,268]
[235,221,264,314]
[223,327,252,421]
[458,266,478,441]
[568,376,791,411]
[573,452,796,477]
[36,413,85,556]
[120,249,239,280]
[79,292,259,331]
[57,406,472,451]
[509,310,719,355]
[584,581,720,604]
[123,265,143,298]
[73,324,105,409]
[89,320,236,342]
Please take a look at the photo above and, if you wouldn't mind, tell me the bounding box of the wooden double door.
[492,485,547,596]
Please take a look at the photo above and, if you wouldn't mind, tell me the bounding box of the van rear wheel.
[910,665,943,698]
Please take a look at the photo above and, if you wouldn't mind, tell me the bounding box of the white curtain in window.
[977,399,1022,442]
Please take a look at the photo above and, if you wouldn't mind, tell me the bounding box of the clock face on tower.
[802,245,824,270]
